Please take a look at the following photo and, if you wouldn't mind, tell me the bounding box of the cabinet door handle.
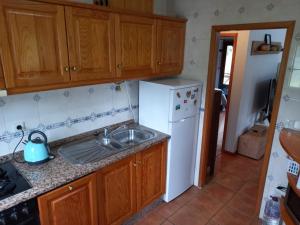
[117,64,123,70]
[68,186,73,191]
[64,66,69,72]
[157,61,162,65]
[71,66,78,71]
[133,161,142,167]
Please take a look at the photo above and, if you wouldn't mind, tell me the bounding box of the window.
[223,45,233,85]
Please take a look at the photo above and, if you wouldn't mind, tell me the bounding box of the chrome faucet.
[103,125,127,138]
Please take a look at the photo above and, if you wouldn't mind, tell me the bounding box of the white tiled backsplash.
[0,81,139,156]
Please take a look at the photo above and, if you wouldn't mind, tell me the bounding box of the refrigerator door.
[169,85,201,122]
[164,116,197,202]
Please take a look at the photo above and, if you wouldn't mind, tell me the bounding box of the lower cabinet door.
[38,174,98,225]
[137,141,167,209]
[97,155,137,225]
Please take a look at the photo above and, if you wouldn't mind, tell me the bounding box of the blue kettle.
[24,130,51,165]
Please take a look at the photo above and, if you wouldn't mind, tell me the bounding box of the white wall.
[224,29,286,153]
[163,0,300,217]
[0,82,139,156]
[223,30,250,152]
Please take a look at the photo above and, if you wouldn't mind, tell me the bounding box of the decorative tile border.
[0,105,138,144]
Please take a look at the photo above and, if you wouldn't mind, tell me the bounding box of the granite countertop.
[0,122,169,211]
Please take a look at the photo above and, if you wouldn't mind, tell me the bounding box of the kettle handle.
[28,130,48,144]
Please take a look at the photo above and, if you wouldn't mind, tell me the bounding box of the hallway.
[133,153,263,225]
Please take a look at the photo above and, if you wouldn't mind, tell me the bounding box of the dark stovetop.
[0,162,31,201]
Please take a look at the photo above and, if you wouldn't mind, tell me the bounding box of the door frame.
[198,21,295,215]
[218,33,238,153]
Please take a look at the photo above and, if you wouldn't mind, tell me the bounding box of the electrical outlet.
[15,122,27,131]
[115,85,122,92]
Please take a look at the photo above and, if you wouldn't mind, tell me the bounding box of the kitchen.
[0,0,203,224]
[0,0,300,225]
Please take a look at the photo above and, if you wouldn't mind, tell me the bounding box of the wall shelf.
[279,128,300,163]
[251,41,283,55]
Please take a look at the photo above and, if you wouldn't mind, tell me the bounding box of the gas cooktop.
[0,162,31,201]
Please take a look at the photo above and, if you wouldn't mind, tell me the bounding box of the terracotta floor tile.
[212,206,252,225]
[213,171,244,192]
[162,221,174,225]
[227,192,257,217]
[168,205,210,225]
[154,201,182,218]
[172,186,201,205]
[206,220,220,225]
[135,210,165,225]
[203,182,234,203]
[250,218,262,225]
[239,181,259,197]
[186,191,223,217]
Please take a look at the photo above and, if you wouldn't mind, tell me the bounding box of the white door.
[164,116,197,202]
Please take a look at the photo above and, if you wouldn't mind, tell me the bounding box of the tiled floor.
[133,153,263,225]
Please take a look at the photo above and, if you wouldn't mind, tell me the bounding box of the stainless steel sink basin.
[58,126,157,165]
[110,129,156,145]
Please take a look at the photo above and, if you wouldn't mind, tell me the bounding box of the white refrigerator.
[139,78,202,202]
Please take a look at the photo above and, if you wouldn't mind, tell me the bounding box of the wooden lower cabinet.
[136,141,167,209]
[38,174,98,225]
[38,141,167,225]
[98,140,167,225]
[97,155,137,225]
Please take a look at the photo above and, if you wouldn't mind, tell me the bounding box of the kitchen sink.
[110,129,156,145]
[58,126,156,165]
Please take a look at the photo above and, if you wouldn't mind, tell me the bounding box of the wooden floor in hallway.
[132,153,264,225]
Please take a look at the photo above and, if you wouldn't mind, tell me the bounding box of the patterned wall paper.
[163,0,300,217]
[0,81,139,156]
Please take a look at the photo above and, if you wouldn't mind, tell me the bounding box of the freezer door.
[164,116,197,202]
[169,85,201,122]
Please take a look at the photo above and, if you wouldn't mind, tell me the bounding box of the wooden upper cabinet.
[116,15,156,78]
[107,0,153,14]
[65,7,117,82]
[107,0,125,9]
[157,20,186,75]
[97,155,136,225]
[124,0,153,14]
[0,60,5,89]
[38,174,98,225]
[0,0,70,90]
[136,141,167,209]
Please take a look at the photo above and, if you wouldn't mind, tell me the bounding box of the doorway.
[216,33,238,156]
[198,21,295,215]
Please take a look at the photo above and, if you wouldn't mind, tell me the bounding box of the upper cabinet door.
[108,0,125,9]
[116,15,156,78]
[0,0,70,90]
[124,0,153,13]
[65,7,117,82]
[108,0,153,14]
[157,20,186,75]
